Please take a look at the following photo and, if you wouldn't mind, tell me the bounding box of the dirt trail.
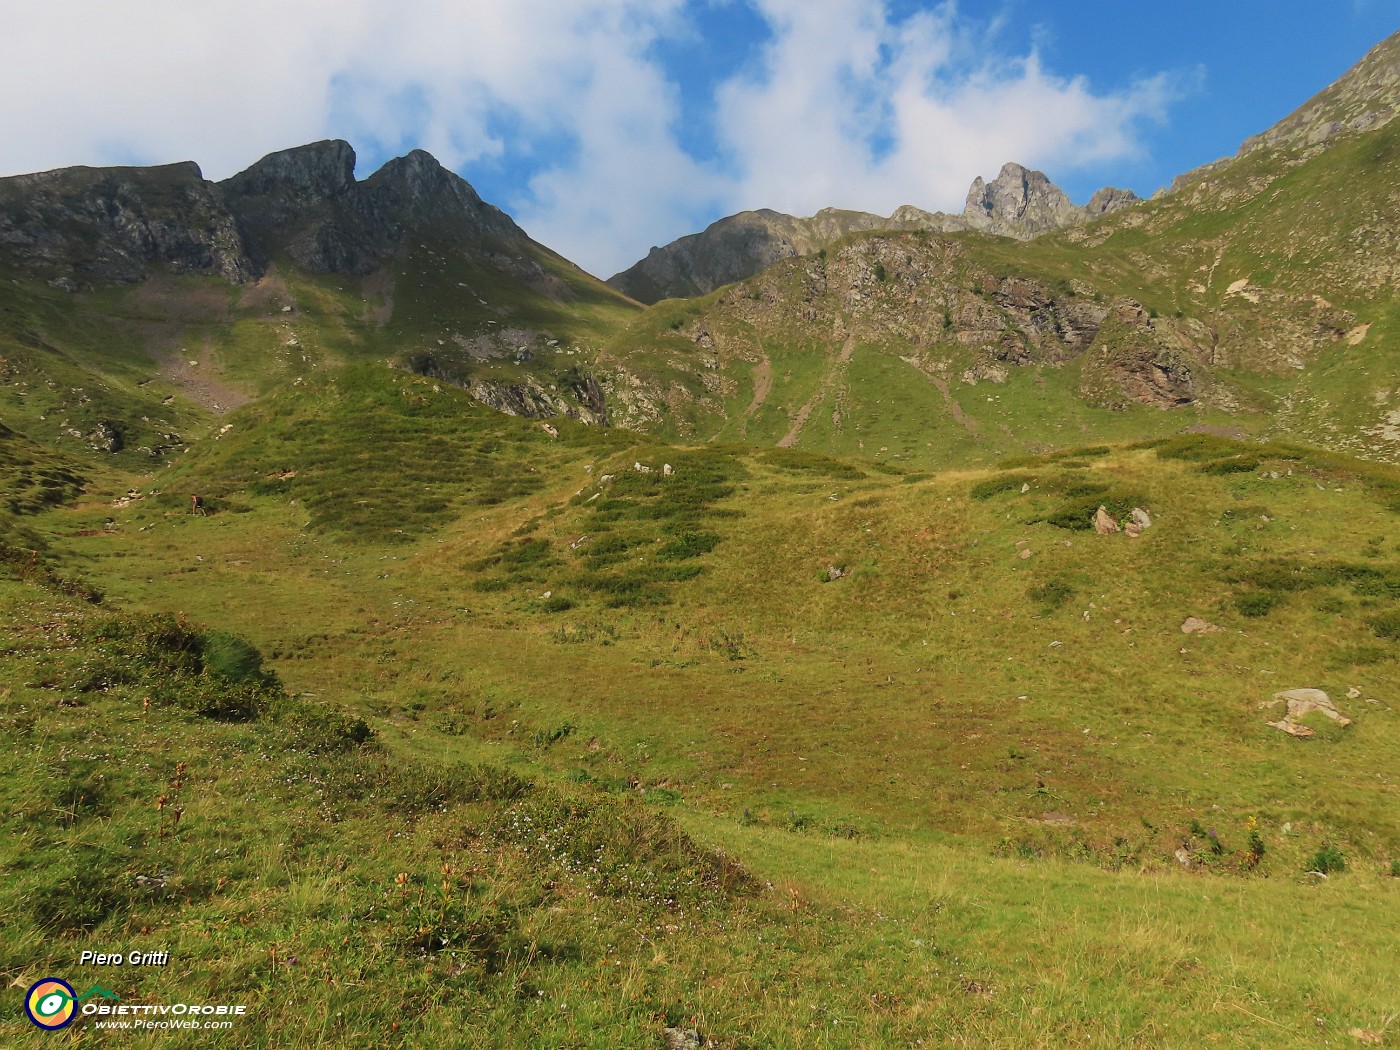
[741,356,773,434]
[778,334,857,448]
[927,374,980,437]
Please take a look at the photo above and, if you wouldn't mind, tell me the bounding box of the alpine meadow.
[2,23,1400,1050]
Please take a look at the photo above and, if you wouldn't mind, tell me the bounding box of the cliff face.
[606,164,1139,305]
[0,161,256,286]
[0,140,532,286]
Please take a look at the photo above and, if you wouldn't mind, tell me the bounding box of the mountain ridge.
[606,162,1140,304]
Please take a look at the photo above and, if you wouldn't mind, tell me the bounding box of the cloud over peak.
[0,1,1184,276]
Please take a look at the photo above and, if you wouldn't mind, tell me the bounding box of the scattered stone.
[663,1029,704,1050]
[827,565,847,581]
[1092,506,1120,534]
[1265,688,1352,736]
[1174,847,1192,867]
[1020,482,1030,494]
[1347,687,1361,699]
[87,420,124,453]
[1181,617,1224,635]
[663,463,674,476]
[569,535,590,550]
[1350,1028,1384,1045]
[540,591,552,600]
[1345,324,1371,346]
[541,423,559,438]
[1130,508,1152,529]
[599,474,615,484]
[1124,521,1143,539]
[1015,539,1028,548]
[1018,548,1032,560]
[633,462,653,474]
[281,305,293,312]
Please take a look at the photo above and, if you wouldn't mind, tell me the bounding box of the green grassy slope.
[4,365,1399,1045]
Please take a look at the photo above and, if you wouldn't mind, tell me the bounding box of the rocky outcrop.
[404,351,606,424]
[606,207,920,304]
[608,165,1139,304]
[466,377,606,425]
[1076,300,1199,409]
[0,161,257,285]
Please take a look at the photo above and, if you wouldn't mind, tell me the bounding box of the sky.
[0,2,1394,278]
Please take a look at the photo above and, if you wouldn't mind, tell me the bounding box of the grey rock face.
[964,163,1140,236]
[218,139,357,204]
[963,163,1075,235]
[220,141,528,276]
[0,161,257,285]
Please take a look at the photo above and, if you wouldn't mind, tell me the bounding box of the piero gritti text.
[80,950,170,966]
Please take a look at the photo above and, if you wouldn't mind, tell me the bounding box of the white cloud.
[714,1,1178,220]
[0,1,1182,277]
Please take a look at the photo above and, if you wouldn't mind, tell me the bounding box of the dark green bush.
[657,530,719,560]
[1028,578,1075,613]
[1236,592,1281,618]
[1368,611,1400,640]
[1306,844,1346,874]
[970,474,1035,501]
[202,630,273,685]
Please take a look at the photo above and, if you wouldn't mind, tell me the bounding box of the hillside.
[4,367,1400,1045]
[593,36,1399,468]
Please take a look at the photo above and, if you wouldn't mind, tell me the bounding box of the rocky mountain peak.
[963,162,1076,235]
[218,139,357,202]
[362,148,517,238]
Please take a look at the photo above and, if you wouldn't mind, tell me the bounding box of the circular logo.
[25,978,77,1030]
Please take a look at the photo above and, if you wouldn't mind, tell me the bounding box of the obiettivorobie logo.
[22,977,247,1031]
[23,978,119,1030]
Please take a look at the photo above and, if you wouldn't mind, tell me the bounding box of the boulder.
[1130,508,1152,529]
[1092,506,1120,534]
[1265,688,1352,736]
[1181,617,1224,635]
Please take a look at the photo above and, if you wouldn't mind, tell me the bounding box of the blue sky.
[0,2,1394,277]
